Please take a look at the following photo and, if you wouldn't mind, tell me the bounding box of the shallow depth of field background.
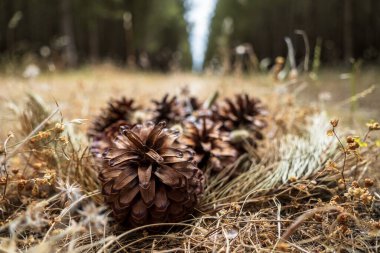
[1,0,379,138]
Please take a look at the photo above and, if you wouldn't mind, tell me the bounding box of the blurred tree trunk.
[308,0,317,44]
[123,12,135,68]
[343,0,353,61]
[5,1,14,52]
[88,20,99,63]
[60,0,78,67]
[370,0,378,48]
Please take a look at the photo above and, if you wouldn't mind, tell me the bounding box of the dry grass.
[0,65,379,252]
[0,64,269,120]
[1,64,378,134]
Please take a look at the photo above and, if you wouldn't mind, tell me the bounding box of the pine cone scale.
[155,164,186,188]
[153,186,169,211]
[137,164,152,187]
[139,178,155,205]
[99,168,122,180]
[167,191,188,204]
[145,149,164,163]
[112,167,138,191]
[146,122,166,145]
[107,152,139,167]
[119,185,139,205]
[131,200,148,224]
[162,151,193,164]
[158,147,184,157]
[124,129,148,151]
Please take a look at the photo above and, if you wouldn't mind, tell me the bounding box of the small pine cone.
[88,97,138,139]
[215,93,267,131]
[90,120,128,159]
[214,93,267,148]
[180,117,238,172]
[151,94,185,125]
[179,86,203,117]
[99,121,204,227]
[182,97,202,117]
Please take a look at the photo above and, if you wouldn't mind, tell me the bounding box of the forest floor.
[0,65,379,252]
[1,64,379,131]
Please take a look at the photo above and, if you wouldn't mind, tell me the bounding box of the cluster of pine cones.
[88,92,267,227]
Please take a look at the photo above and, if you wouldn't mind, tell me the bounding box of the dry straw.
[0,93,379,252]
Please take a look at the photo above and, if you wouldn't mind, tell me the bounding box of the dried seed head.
[54,122,65,133]
[351,181,359,188]
[346,136,355,144]
[314,213,323,222]
[364,178,374,188]
[360,192,373,205]
[330,119,339,128]
[348,142,359,150]
[367,121,380,131]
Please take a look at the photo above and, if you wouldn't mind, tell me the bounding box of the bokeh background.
[1,0,380,71]
[0,0,379,123]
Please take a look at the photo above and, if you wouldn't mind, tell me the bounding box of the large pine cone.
[180,117,238,172]
[151,94,185,125]
[99,121,204,226]
[88,97,137,139]
[214,93,267,147]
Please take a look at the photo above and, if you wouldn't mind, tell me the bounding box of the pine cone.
[214,93,267,147]
[88,97,137,139]
[151,94,185,125]
[90,120,128,159]
[183,97,202,117]
[179,86,203,117]
[180,117,238,172]
[99,121,204,226]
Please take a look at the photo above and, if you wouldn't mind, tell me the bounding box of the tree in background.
[205,0,380,71]
[60,0,77,67]
[0,0,192,71]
